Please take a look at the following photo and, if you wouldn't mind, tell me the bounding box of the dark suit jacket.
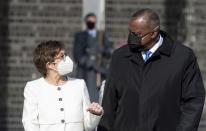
[97,31,205,131]
[73,30,113,78]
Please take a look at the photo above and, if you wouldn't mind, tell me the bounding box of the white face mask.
[57,56,73,76]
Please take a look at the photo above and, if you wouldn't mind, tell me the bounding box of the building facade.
[0,0,205,130]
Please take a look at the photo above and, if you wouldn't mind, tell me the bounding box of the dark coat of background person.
[73,30,113,102]
[97,31,205,131]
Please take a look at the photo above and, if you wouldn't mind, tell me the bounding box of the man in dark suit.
[97,8,205,131]
[73,13,113,102]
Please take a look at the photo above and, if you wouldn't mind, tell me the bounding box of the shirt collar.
[147,34,163,54]
[87,29,97,37]
[141,35,163,60]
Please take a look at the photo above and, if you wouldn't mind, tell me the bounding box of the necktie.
[144,50,152,62]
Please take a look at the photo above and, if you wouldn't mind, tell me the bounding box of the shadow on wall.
[0,1,9,131]
[164,0,186,43]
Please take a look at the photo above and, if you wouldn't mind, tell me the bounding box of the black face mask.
[86,21,95,29]
[127,32,144,52]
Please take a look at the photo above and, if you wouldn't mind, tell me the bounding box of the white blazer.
[22,77,102,131]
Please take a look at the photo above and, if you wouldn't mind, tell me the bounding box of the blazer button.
[60,108,64,111]
[61,119,65,123]
[59,98,62,101]
[57,87,61,91]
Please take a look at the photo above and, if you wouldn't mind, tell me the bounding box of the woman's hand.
[87,102,103,116]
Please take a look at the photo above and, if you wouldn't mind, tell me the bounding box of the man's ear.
[151,31,159,39]
[151,26,160,39]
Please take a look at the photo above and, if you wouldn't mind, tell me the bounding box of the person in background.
[22,40,103,131]
[73,13,113,103]
[97,8,205,131]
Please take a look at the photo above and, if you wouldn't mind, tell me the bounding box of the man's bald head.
[130,8,160,29]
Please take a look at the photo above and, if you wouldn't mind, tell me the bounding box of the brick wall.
[105,0,206,130]
[0,0,82,130]
[0,0,206,131]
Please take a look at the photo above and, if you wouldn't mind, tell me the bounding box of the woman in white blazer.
[22,41,103,131]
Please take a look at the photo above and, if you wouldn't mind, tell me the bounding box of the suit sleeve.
[73,33,87,66]
[82,80,102,131]
[97,53,118,131]
[22,82,40,131]
[102,33,113,58]
[176,51,205,131]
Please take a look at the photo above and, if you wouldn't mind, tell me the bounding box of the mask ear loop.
[142,25,160,40]
[46,62,50,69]
[153,26,160,31]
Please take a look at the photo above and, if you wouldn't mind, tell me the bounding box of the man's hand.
[87,102,103,116]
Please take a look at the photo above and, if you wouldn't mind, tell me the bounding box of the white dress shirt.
[22,77,101,131]
[88,29,97,38]
[141,35,163,60]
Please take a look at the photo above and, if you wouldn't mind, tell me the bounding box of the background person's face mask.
[86,21,95,29]
[56,56,73,76]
